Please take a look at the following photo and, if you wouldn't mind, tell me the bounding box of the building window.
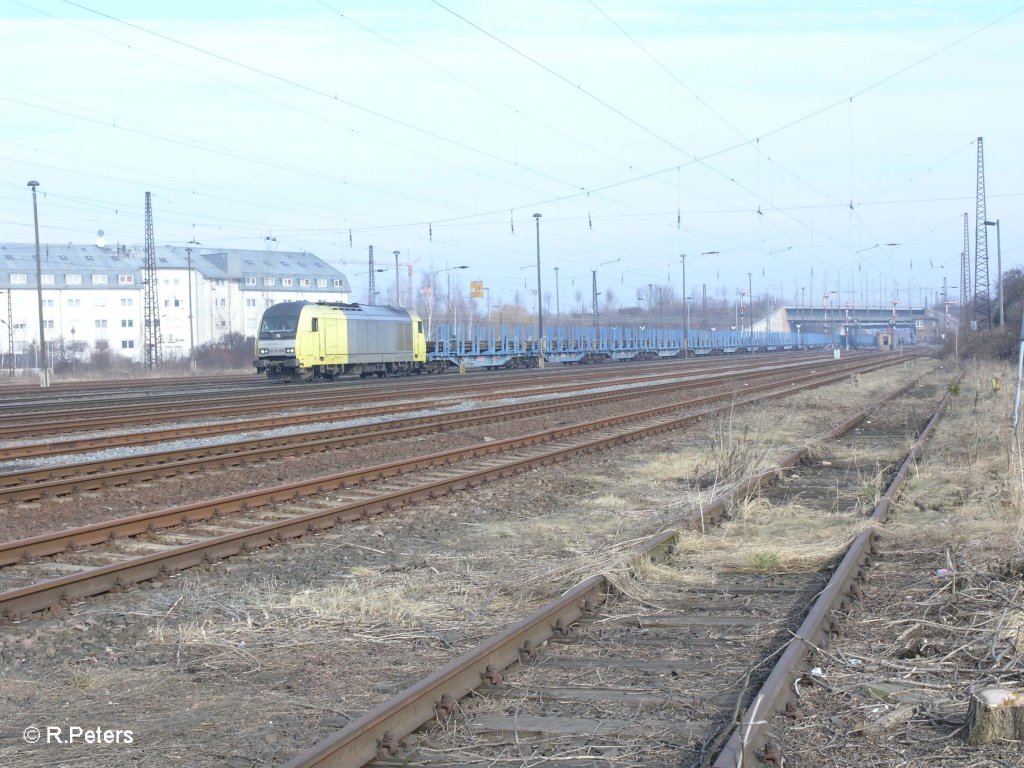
[95,340,108,350]
[121,340,135,349]
[68,298,81,308]
[95,319,107,329]
[332,279,341,288]
[282,277,294,287]
[246,298,257,307]
[263,277,275,286]
[245,276,257,286]
[41,274,55,285]
[66,274,82,284]
[121,297,133,307]
[118,274,134,285]
[300,278,310,287]
[43,320,54,329]
[121,319,134,328]
[216,298,227,307]
[317,278,328,287]
[92,274,108,285]
[10,274,27,284]
[43,299,54,308]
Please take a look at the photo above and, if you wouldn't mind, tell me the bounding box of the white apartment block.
[0,243,352,366]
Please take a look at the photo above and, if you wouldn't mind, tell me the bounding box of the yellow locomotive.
[255,301,430,380]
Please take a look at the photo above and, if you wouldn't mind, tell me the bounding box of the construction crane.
[385,255,421,307]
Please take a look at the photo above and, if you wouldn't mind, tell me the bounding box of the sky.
[1,0,1022,317]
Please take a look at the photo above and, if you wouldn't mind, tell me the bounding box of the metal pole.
[685,298,690,354]
[681,254,687,355]
[394,250,400,306]
[747,272,752,338]
[28,181,48,387]
[1012,297,1024,429]
[996,220,1003,326]
[554,266,560,320]
[186,247,197,372]
[5,289,13,375]
[533,213,543,346]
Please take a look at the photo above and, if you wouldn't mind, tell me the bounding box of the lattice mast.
[973,138,992,330]
[5,290,13,375]
[961,213,970,320]
[368,245,375,305]
[143,191,161,368]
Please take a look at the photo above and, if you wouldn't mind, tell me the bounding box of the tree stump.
[965,687,1024,746]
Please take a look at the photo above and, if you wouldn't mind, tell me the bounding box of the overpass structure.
[754,305,954,347]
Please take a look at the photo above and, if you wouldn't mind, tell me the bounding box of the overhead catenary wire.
[11,0,1014,246]
[2,1,1018,305]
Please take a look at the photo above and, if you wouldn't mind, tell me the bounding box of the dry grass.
[143,360,967,670]
[669,496,879,575]
[69,665,106,691]
[5,356,982,768]
[893,359,1024,563]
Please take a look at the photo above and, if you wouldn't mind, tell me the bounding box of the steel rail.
[0,356,770,432]
[0,355,908,559]
[0,357,914,618]
[0,355,891,499]
[277,375,953,768]
[0,355,831,458]
[712,378,957,768]
[0,372,261,398]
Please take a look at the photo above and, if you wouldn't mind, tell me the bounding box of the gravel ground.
[3,358,1013,768]
[0,367,828,541]
[766,359,1024,767]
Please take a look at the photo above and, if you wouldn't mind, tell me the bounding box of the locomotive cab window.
[259,317,299,339]
[311,318,318,332]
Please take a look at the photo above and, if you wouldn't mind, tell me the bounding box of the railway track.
[0,352,848,448]
[0,354,905,499]
[276,374,953,768]
[0,371,261,399]
[0,353,918,619]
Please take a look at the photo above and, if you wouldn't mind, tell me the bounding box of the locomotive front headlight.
[259,348,268,354]
[286,347,295,354]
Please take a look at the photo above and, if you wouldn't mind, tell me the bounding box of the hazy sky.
[1,1,1021,314]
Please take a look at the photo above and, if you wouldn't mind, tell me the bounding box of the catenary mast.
[973,138,992,330]
[143,191,161,368]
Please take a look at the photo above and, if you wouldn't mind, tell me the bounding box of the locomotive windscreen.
[259,318,297,339]
[259,303,304,339]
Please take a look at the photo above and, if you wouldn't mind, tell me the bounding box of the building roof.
[0,243,351,291]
